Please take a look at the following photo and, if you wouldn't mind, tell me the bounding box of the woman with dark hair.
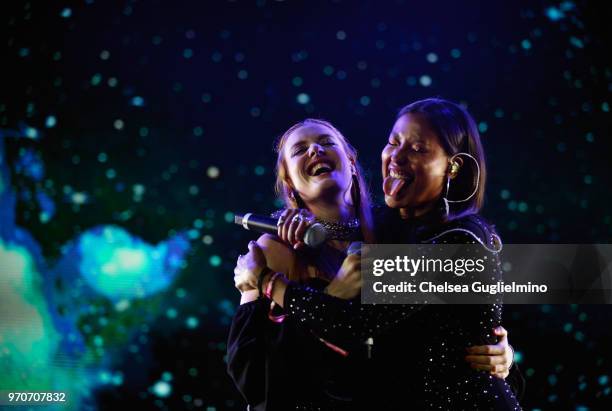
[235,98,522,409]
[228,109,521,410]
[384,98,487,219]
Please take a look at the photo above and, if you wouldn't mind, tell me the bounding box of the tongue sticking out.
[383,176,406,198]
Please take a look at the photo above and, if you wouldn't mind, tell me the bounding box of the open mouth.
[387,167,414,183]
[389,170,412,181]
[308,161,335,177]
[383,168,414,198]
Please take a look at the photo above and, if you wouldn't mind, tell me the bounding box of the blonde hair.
[274,118,375,245]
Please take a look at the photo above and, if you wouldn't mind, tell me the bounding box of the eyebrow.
[290,134,334,150]
[389,132,427,144]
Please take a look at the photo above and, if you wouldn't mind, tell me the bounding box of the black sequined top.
[283,209,523,410]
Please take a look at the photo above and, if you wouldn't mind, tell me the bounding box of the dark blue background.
[2,1,611,409]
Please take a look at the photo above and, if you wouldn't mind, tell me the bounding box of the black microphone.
[234,213,328,248]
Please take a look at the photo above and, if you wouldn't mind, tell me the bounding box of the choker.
[314,217,360,241]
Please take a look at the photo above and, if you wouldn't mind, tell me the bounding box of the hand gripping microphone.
[234,213,328,248]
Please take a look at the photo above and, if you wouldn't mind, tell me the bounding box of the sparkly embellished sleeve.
[282,225,502,349]
[226,300,267,407]
[283,283,422,349]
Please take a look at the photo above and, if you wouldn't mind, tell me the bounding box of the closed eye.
[387,137,399,146]
[291,146,306,156]
[319,136,336,146]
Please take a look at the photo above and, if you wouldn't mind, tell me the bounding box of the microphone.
[234,213,328,248]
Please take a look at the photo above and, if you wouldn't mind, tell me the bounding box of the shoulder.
[420,214,502,251]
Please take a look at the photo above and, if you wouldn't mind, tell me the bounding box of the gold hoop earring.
[442,152,481,217]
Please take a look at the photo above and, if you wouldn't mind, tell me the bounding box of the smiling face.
[381,113,450,215]
[281,123,354,205]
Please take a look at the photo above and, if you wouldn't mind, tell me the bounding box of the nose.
[307,143,325,157]
[390,145,408,164]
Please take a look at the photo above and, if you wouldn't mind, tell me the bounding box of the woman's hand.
[325,253,362,299]
[234,241,268,293]
[276,208,316,250]
[465,326,514,379]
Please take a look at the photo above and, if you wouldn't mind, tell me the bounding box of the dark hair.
[397,97,486,220]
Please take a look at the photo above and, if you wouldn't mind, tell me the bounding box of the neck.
[398,202,437,221]
[306,195,355,222]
